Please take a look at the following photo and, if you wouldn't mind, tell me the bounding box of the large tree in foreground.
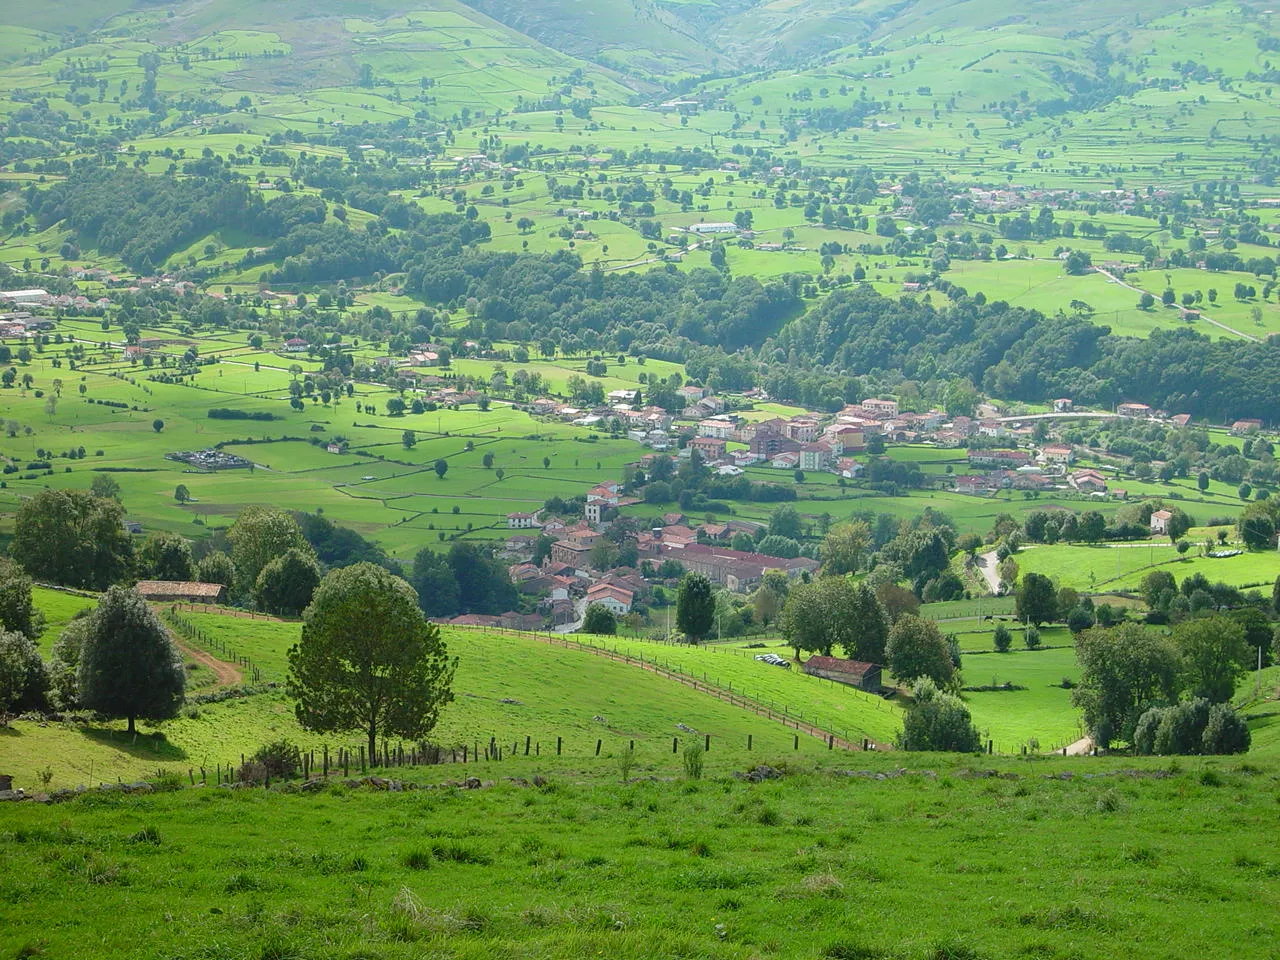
[12,488,133,590]
[78,587,185,734]
[288,563,456,760]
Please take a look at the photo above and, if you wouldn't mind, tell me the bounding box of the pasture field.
[954,646,1084,753]
[1016,542,1280,592]
[1,752,1279,960]
[559,632,904,745]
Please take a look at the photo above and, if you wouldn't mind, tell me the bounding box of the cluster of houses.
[0,312,56,338]
[464,482,824,631]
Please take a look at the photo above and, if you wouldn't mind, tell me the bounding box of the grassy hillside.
[2,594,857,789]
[1,753,1278,959]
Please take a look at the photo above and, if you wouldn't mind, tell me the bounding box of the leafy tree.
[1163,507,1192,543]
[1197,472,1210,493]
[90,474,121,501]
[139,532,193,582]
[875,582,921,623]
[781,577,888,662]
[401,430,417,449]
[434,458,448,480]
[410,548,460,618]
[1202,702,1251,754]
[997,556,1019,592]
[1072,623,1181,747]
[196,552,235,591]
[1024,624,1041,650]
[78,587,185,734]
[829,579,889,663]
[152,418,164,433]
[993,624,1013,652]
[898,678,981,752]
[228,507,312,594]
[287,563,456,759]
[174,484,190,504]
[254,548,322,617]
[1173,615,1250,703]
[1142,570,1177,610]
[676,572,715,642]
[0,629,49,715]
[1067,604,1094,634]
[1134,699,1250,755]
[447,542,516,615]
[752,578,785,628]
[582,603,618,635]
[1015,572,1057,626]
[885,615,954,687]
[48,611,93,709]
[756,534,800,558]
[1230,606,1273,667]
[0,559,44,640]
[1239,503,1277,549]
[778,580,827,658]
[12,489,133,590]
[820,520,870,575]
[768,504,802,539]
[1077,511,1106,543]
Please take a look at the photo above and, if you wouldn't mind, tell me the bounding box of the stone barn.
[801,656,882,693]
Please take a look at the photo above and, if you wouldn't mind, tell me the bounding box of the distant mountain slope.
[0,0,645,109]
[459,0,730,78]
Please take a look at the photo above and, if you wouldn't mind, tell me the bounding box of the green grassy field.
[1,751,1278,960]
[1016,542,1280,592]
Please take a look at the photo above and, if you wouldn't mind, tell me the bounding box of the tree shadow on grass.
[79,726,189,762]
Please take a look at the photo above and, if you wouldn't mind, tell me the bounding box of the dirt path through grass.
[170,632,243,688]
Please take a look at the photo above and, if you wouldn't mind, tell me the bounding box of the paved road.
[976,550,1002,594]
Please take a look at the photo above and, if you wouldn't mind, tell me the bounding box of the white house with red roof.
[586,582,633,615]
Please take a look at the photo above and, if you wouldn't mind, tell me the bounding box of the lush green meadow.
[1016,542,1280,593]
[2,751,1279,960]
